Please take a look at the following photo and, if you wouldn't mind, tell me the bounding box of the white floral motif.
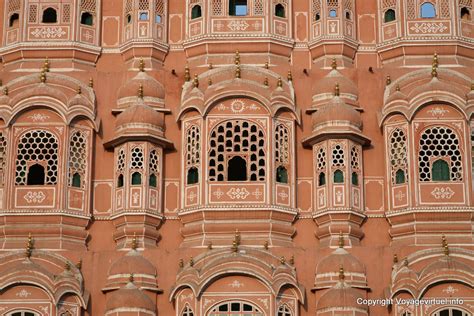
[187,190,197,202]
[228,280,244,288]
[132,192,140,204]
[410,22,448,33]
[252,188,263,199]
[24,191,46,203]
[442,285,458,294]
[226,187,250,200]
[395,191,405,202]
[431,187,455,199]
[427,107,449,116]
[213,189,224,199]
[228,20,249,31]
[258,298,269,309]
[16,289,32,298]
[278,190,288,200]
[31,27,66,38]
[28,113,50,122]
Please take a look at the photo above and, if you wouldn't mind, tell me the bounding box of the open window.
[9,13,19,27]
[395,169,406,184]
[191,5,202,19]
[276,166,288,183]
[27,164,45,185]
[81,12,94,25]
[329,9,337,17]
[229,0,248,16]
[275,3,285,18]
[117,174,124,187]
[139,12,149,20]
[72,173,81,187]
[318,172,326,186]
[228,156,247,181]
[8,312,39,316]
[420,2,436,18]
[351,172,358,185]
[42,7,58,23]
[187,167,199,184]
[384,9,396,22]
[126,13,132,24]
[461,7,471,20]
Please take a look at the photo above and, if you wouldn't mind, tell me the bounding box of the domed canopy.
[108,249,157,277]
[313,68,358,106]
[317,282,368,312]
[118,71,165,102]
[115,101,164,129]
[312,95,362,129]
[105,282,156,313]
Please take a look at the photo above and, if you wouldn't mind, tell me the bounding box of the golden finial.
[3,86,8,96]
[403,258,409,267]
[138,58,145,72]
[289,255,294,265]
[264,77,269,86]
[65,261,71,271]
[129,273,134,283]
[396,84,401,92]
[40,71,46,83]
[263,240,269,250]
[386,75,391,85]
[235,50,240,65]
[231,240,238,252]
[88,78,94,88]
[287,70,293,82]
[193,74,199,88]
[339,265,345,280]
[264,62,269,69]
[338,231,344,248]
[189,256,194,267]
[235,229,241,246]
[331,58,337,70]
[76,86,82,95]
[179,258,184,268]
[393,254,398,264]
[25,233,34,258]
[280,256,286,265]
[235,65,241,78]
[433,52,439,68]
[277,77,283,88]
[442,234,449,256]
[131,233,138,250]
[43,58,50,72]
[184,65,191,81]
[431,65,438,78]
[208,63,213,69]
[334,83,340,96]
[208,242,213,250]
[138,83,144,99]
[0,79,3,86]
[208,78,213,86]
[76,259,83,270]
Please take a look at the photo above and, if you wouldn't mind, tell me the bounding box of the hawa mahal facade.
[0,0,473,315]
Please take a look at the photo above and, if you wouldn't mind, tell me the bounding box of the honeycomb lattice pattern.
[254,0,264,15]
[316,146,326,170]
[382,0,396,9]
[81,0,96,13]
[327,0,339,9]
[155,0,165,15]
[275,124,289,165]
[125,0,133,14]
[332,144,345,167]
[139,0,149,10]
[63,4,71,23]
[209,120,266,182]
[130,146,144,169]
[440,0,450,17]
[460,0,472,7]
[389,128,408,184]
[8,0,20,12]
[69,130,87,188]
[0,132,7,186]
[117,148,126,172]
[418,126,463,181]
[15,130,59,185]
[407,0,416,18]
[351,146,360,170]
[312,0,321,19]
[29,4,38,23]
[212,0,223,15]
[344,0,353,11]
[149,149,160,174]
[186,125,200,167]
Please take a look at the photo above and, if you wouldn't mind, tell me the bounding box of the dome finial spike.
[235,50,240,65]
[131,232,138,250]
[396,84,401,92]
[386,75,391,86]
[40,71,47,83]
[3,86,8,96]
[277,77,283,88]
[331,58,337,70]
[235,65,241,79]
[89,77,94,88]
[184,65,191,81]
[287,70,293,82]
[334,83,340,96]
[193,74,199,88]
[25,233,34,258]
[431,65,438,78]
[77,86,82,95]
[433,52,439,68]
[129,273,134,283]
[138,83,144,99]
[339,265,345,281]
[442,234,449,256]
[139,58,145,72]
[338,231,344,248]
[393,254,398,264]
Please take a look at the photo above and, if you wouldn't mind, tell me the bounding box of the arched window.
[421,2,436,18]
[139,12,149,20]
[81,12,94,25]
[16,130,59,186]
[402,312,412,316]
[0,131,7,186]
[345,11,351,19]
[72,173,81,187]
[334,170,344,183]
[69,130,87,189]
[185,124,200,184]
[329,9,337,17]
[275,3,285,17]
[117,174,124,187]
[384,9,396,22]
[228,156,247,181]
[149,149,159,187]
[9,13,19,27]
[351,172,358,185]
[276,166,288,183]
[131,172,142,185]
[130,146,144,185]
[395,169,406,184]
[8,311,39,316]
[155,14,162,23]
[117,148,126,188]
[42,7,58,23]
[182,306,194,316]
[432,308,471,316]
[390,128,408,185]
[187,167,199,184]
[209,301,263,315]
[126,13,132,23]
[278,304,292,316]
[432,159,450,181]
[419,127,462,182]
[149,173,157,187]
[315,13,321,20]
[229,0,248,16]
[191,5,202,19]
[318,172,326,186]
[27,164,45,185]
[461,7,471,20]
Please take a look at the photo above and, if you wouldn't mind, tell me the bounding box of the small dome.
[115,102,164,129]
[314,69,358,98]
[118,71,165,101]
[105,282,156,313]
[385,87,408,105]
[312,96,362,129]
[317,282,367,311]
[316,248,365,276]
[419,256,473,280]
[108,250,157,277]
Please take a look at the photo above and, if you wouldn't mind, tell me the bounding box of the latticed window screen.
[29,4,38,22]
[139,0,150,10]
[460,0,473,8]
[382,0,396,9]
[125,0,133,14]
[8,0,20,12]
[406,0,416,18]
[209,302,263,315]
[471,126,473,187]
[332,144,345,167]
[343,0,352,11]
[439,0,450,17]
[155,0,165,16]
[389,128,408,184]
[68,130,87,188]
[182,306,194,316]
[208,120,266,182]
[15,130,59,185]
[312,0,321,20]
[316,145,327,186]
[63,4,71,23]
[149,149,159,187]
[327,0,339,9]
[418,126,463,182]
[130,146,144,185]
[212,0,224,15]
[275,124,290,165]
[277,304,292,316]
[81,0,96,12]
[116,147,126,187]
[254,0,264,15]
[350,146,360,185]
[0,132,7,186]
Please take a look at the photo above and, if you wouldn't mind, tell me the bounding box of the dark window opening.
[72,172,81,187]
[395,169,406,184]
[421,2,436,18]
[345,11,351,20]
[228,156,247,181]
[384,9,396,22]
[432,159,450,181]
[131,172,142,185]
[351,172,358,185]
[42,8,58,23]
[333,169,344,183]
[81,12,93,25]
[276,166,288,183]
[315,13,321,21]
[229,0,248,16]
[126,14,132,24]
[318,172,326,186]
[329,9,337,17]
[139,12,149,20]
[149,174,157,187]
[27,164,45,185]
[275,4,285,18]
[191,5,202,19]
[187,167,199,184]
[461,7,471,20]
[155,14,162,23]
[9,13,19,27]
[117,174,124,187]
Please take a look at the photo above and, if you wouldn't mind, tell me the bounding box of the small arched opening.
[187,167,199,184]
[228,156,247,181]
[191,5,202,19]
[461,7,471,20]
[421,2,436,18]
[9,13,19,27]
[384,9,396,22]
[42,8,58,23]
[131,172,142,185]
[275,3,285,17]
[432,159,450,181]
[27,164,45,185]
[276,166,288,183]
[333,169,344,183]
[80,12,94,25]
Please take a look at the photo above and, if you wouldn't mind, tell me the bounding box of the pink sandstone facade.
[0,0,473,315]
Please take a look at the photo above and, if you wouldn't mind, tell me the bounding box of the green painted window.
[395,169,406,184]
[191,5,202,19]
[187,167,199,184]
[333,170,344,183]
[351,172,358,185]
[131,172,142,185]
[276,166,288,183]
[149,174,157,187]
[318,172,326,186]
[72,172,81,187]
[432,159,450,181]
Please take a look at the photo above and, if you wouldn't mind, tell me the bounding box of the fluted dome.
[312,96,362,129]
[317,282,367,311]
[108,249,156,277]
[385,86,408,105]
[115,101,164,129]
[105,282,156,313]
[118,71,165,101]
[316,248,365,276]
[314,69,358,98]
